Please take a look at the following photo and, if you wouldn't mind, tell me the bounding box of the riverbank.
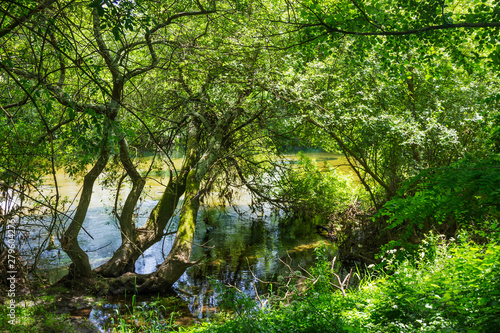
[3,236,498,332]
[183,238,500,332]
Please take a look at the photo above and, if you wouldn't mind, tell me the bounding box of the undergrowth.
[103,294,183,333]
[0,300,77,332]
[186,235,500,333]
[4,235,498,332]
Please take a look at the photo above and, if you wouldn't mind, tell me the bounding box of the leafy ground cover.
[184,236,500,333]
[2,235,498,332]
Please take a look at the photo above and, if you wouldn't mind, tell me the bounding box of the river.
[23,151,350,330]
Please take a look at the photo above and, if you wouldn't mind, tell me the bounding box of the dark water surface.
[25,152,344,331]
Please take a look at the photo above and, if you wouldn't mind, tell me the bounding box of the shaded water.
[86,207,331,330]
[24,152,347,331]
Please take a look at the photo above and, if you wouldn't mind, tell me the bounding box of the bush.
[370,238,500,332]
[379,154,500,252]
[280,152,361,224]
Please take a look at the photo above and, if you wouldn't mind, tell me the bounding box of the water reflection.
[175,206,331,319]
[27,152,344,330]
[82,205,333,331]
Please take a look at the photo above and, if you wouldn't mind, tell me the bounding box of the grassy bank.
[2,236,499,332]
[185,237,500,333]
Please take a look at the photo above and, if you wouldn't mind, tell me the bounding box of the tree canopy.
[1,0,499,294]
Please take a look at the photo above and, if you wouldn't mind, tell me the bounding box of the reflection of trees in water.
[177,212,327,317]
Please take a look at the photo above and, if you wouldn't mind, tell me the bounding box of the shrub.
[280,152,361,224]
[371,238,500,332]
[379,154,500,253]
[185,238,500,333]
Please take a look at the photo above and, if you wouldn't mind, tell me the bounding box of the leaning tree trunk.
[152,167,201,286]
[106,168,201,293]
[102,110,235,291]
[95,141,198,277]
[61,142,109,279]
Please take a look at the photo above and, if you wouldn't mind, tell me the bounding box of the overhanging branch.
[0,0,57,39]
[301,21,500,37]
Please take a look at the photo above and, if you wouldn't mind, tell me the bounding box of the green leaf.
[112,26,120,40]
[97,6,105,17]
[89,0,101,8]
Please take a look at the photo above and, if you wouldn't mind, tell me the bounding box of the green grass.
[0,300,77,333]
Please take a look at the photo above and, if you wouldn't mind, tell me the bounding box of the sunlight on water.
[24,152,343,330]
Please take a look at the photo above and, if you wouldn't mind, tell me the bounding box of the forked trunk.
[95,143,198,277]
[106,169,201,293]
[94,174,187,276]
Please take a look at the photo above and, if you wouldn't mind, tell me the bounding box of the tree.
[263,1,500,207]
[281,0,499,59]
[97,7,288,291]
[0,0,59,39]
[0,0,288,292]
[1,0,215,280]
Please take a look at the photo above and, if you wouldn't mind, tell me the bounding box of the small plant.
[104,300,182,333]
[370,237,500,332]
[210,279,260,332]
[302,243,354,296]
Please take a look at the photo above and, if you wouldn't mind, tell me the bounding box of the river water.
[24,152,350,330]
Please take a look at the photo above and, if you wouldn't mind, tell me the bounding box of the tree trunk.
[94,173,187,277]
[95,142,199,277]
[61,143,109,279]
[93,138,145,276]
[153,168,201,285]
[105,168,201,294]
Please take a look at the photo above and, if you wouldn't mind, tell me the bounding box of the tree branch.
[92,8,118,76]
[0,0,57,39]
[148,9,217,36]
[349,0,384,32]
[229,157,284,206]
[306,115,394,196]
[303,21,500,37]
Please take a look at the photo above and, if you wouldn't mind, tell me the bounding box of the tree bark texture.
[61,144,109,278]
[105,168,201,294]
[95,143,198,277]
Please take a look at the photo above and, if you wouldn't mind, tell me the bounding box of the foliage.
[89,0,156,41]
[276,34,497,209]
[185,238,500,333]
[0,0,290,284]
[379,154,500,253]
[104,297,182,333]
[1,0,500,323]
[186,247,349,333]
[371,237,500,332]
[288,0,500,69]
[279,152,361,223]
[0,301,76,333]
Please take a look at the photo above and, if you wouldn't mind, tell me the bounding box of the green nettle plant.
[371,237,500,332]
